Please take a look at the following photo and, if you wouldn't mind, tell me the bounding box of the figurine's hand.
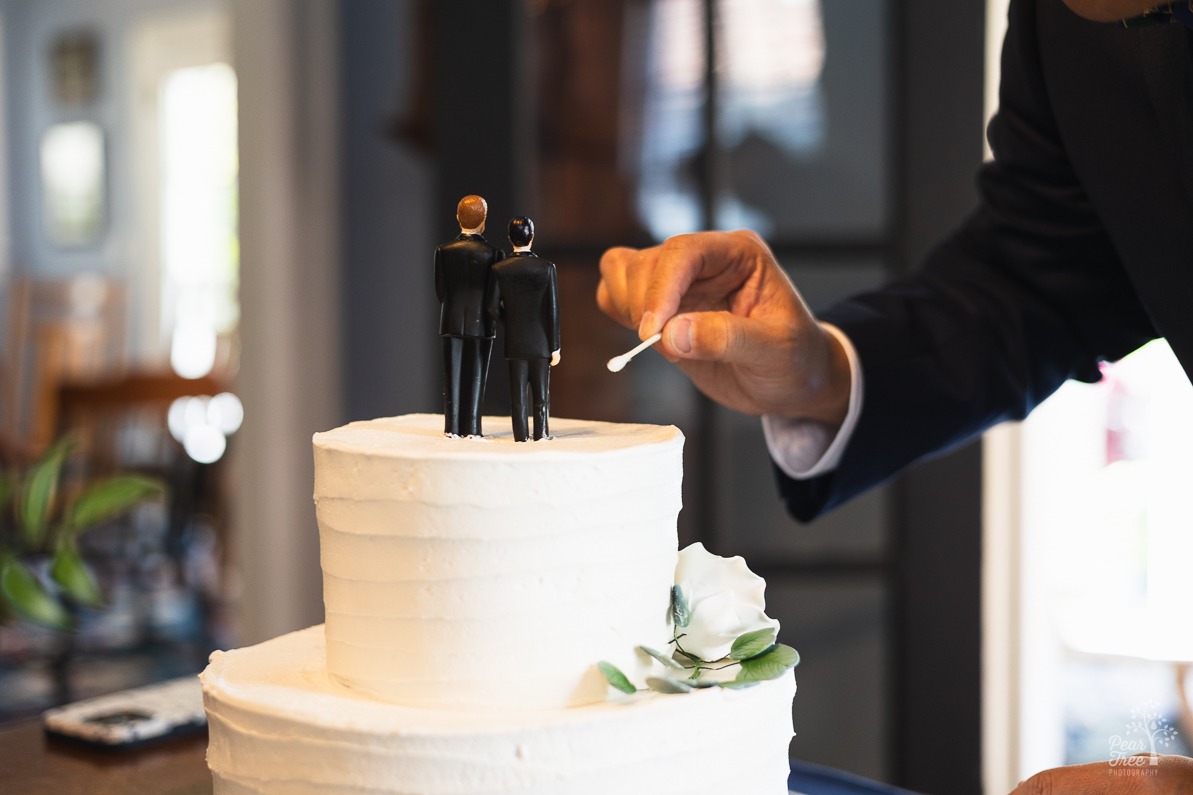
[551,350,561,367]
[597,230,850,425]
[1010,755,1193,794]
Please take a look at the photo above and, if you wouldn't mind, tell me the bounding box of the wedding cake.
[200,414,796,794]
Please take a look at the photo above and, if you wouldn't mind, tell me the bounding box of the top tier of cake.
[313,414,684,711]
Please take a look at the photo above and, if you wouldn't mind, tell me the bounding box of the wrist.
[778,323,853,428]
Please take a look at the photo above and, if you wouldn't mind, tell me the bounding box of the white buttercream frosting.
[201,626,796,795]
[203,413,796,793]
[313,414,684,710]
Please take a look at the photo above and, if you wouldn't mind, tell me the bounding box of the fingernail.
[669,316,693,355]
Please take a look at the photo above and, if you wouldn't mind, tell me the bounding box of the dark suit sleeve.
[434,247,445,303]
[547,263,560,352]
[777,0,1157,522]
[487,269,502,325]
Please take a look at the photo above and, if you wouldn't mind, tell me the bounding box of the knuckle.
[598,246,632,276]
[694,316,729,359]
[595,281,611,311]
[732,228,774,256]
[732,228,764,246]
[662,232,699,252]
[1017,771,1054,795]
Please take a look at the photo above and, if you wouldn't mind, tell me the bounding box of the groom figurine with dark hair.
[490,216,560,442]
[435,194,503,437]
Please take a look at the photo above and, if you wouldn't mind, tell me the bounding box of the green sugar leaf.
[50,544,103,607]
[65,475,163,533]
[730,628,777,661]
[639,645,685,670]
[597,661,637,694]
[646,676,693,695]
[688,677,722,689]
[719,679,762,690]
[734,643,800,684]
[671,584,691,628]
[0,556,69,629]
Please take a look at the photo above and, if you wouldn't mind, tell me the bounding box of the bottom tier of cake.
[201,626,796,795]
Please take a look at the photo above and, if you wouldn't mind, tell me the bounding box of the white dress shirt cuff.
[761,323,864,480]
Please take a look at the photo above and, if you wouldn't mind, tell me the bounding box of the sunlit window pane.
[40,121,106,246]
[1022,340,1193,766]
[160,62,238,379]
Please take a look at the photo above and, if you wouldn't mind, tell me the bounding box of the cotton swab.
[606,333,663,373]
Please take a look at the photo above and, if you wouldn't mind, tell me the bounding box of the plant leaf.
[639,645,685,670]
[734,643,800,684]
[671,584,690,628]
[730,628,778,661]
[50,544,102,607]
[18,438,72,547]
[597,661,637,694]
[646,676,693,694]
[65,475,163,533]
[0,556,69,629]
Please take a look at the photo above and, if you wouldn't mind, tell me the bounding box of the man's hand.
[551,350,561,367]
[597,230,851,425]
[1012,755,1193,794]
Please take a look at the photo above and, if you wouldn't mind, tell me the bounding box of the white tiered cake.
[201,414,795,794]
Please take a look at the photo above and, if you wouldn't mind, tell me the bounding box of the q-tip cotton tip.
[606,333,662,374]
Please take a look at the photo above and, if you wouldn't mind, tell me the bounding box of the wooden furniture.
[1,273,128,455]
[0,718,210,795]
[56,370,227,474]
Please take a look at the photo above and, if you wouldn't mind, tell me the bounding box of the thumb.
[663,310,770,365]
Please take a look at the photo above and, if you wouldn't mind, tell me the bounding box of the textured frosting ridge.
[313,414,684,710]
[201,626,796,795]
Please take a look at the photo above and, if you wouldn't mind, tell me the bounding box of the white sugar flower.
[673,542,780,662]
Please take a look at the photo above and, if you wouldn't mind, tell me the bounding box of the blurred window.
[159,63,238,380]
[1019,341,1193,768]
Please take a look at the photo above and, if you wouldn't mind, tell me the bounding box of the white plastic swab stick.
[606,333,663,373]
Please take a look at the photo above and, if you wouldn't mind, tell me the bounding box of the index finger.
[639,231,760,339]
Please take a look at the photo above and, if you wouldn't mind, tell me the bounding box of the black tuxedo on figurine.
[490,217,561,442]
[435,196,504,437]
[781,0,1193,521]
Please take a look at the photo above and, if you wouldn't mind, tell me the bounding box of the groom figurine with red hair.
[435,195,503,437]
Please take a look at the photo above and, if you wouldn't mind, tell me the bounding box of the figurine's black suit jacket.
[435,234,503,338]
[489,252,560,359]
[782,1,1193,521]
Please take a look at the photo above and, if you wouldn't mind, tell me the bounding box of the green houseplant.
[0,438,163,629]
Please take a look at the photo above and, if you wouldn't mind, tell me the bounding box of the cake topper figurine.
[489,216,560,442]
[435,195,504,437]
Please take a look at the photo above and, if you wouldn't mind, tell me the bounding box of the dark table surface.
[0,718,211,795]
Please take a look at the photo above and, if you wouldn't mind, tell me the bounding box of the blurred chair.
[1,272,128,456]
